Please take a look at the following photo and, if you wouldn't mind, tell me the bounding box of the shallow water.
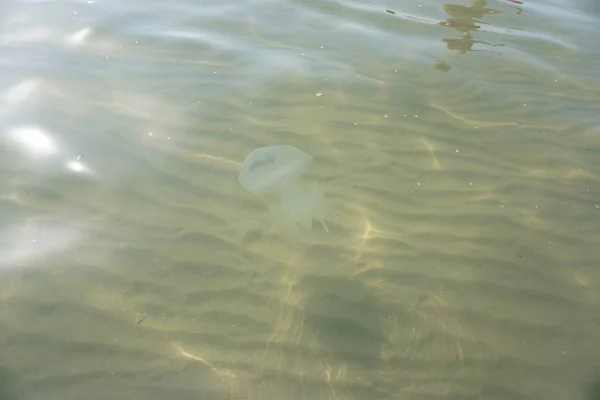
[1,0,599,399]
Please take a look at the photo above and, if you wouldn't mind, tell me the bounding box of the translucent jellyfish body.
[239,145,331,233]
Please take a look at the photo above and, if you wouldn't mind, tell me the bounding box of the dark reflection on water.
[584,366,600,400]
[302,275,384,367]
[0,367,19,400]
[301,274,389,399]
[440,0,505,53]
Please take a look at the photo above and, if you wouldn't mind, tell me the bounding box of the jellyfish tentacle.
[239,145,333,234]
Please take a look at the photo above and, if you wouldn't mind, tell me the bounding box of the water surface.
[1,0,600,399]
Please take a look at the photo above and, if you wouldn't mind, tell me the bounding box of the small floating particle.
[434,60,451,72]
[316,93,323,97]
[386,9,396,14]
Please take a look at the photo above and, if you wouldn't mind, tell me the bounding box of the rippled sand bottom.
[2,107,599,398]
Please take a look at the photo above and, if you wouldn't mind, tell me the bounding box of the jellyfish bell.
[239,145,311,195]
[239,145,332,234]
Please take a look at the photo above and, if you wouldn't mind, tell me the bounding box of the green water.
[1,0,599,399]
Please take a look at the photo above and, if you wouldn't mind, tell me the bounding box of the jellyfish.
[239,145,332,234]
